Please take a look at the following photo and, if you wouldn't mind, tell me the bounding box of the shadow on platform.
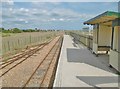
[67,48,116,74]
[76,76,118,89]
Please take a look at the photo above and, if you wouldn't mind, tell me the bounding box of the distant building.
[82,27,89,32]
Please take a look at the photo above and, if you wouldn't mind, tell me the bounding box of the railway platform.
[53,35,118,88]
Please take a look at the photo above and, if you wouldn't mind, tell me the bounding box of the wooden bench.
[98,46,110,54]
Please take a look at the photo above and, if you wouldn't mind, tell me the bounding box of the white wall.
[109,26,120,72]
[98,24,112,46]
[110,50,120,72]
[113,26,119,51]
[93,24,98,44]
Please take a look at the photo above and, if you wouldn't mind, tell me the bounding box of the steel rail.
[22,36,61,88]
[0,40,52,77]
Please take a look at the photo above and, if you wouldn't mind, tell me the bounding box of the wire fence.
[2,32,61,58]
[68,32,93,50]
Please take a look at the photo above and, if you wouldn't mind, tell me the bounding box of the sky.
[1,0,119,30]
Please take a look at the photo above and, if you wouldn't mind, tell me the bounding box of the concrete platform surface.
[53,35,118,88]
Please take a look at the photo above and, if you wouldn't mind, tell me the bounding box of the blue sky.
[1,1,119,30]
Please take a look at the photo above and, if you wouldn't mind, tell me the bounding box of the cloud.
[26,2,95,21]
[25,21,28,23]
[50,2,61,5]
[1,0,14,5]
[1,2,99,29]
[19,19,25,21]
[12,0,120,2]
[50,18,57,21]
[49,8,94,20]
[2,5,94,29]
[59,18,64,21]
[19,8,29,12]
[9,8,13,11]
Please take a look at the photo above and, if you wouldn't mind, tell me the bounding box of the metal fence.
[70,32,93,50]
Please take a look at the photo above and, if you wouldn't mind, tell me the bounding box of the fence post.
[8,41,10,51]
[3,43,6,54]
[88,36,90,50]
[30,35,31,44]
[18,39,20,48]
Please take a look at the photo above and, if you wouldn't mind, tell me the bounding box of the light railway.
[1,42,49,68]
[1,36,63,88]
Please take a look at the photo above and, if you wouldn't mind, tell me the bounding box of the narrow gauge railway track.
[22,36,63,88]
[0,40,52,77]
[0,42,49,69]
[2,36,63,88]
[1,46,38,64]
[1,42,50,65]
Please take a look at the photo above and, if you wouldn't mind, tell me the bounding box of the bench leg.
[106,51,108,54]
[109,65,113,68]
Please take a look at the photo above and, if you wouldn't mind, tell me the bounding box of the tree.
[12,28,22,33]
[0,28,5,32]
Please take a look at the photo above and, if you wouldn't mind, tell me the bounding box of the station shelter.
[84,11,120,72]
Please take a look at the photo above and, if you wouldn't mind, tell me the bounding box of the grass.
[2,33,16,37]
[2,31,62,60]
